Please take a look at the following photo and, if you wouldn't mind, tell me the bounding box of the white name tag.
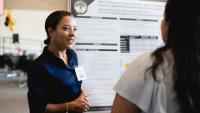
[75,66,87,81]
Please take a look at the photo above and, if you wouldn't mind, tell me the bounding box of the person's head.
[44,10,77,50]
[150,0,200,113]
[161,0,200,48]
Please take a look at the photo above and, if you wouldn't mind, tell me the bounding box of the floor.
[0,80,29,113]
[0,80,110,113]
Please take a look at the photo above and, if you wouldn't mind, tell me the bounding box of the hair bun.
[44,37,50,45]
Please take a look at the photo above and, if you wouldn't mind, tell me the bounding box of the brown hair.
[44,10,73,45]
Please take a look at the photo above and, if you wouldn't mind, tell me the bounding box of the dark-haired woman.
[111,0,200,113]
[27,11,89,113]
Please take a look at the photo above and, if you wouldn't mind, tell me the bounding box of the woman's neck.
[48,44,68,64]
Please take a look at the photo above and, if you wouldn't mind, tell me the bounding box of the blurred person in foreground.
[111,0,200,113]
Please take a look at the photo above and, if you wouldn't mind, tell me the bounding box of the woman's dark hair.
[147,0,200,113]
[44,11,73,45]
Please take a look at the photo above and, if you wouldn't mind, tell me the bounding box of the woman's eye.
[74,28,77,31]
[63,27,69,31]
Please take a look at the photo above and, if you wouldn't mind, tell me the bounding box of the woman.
[111,0,200,113]
[27,11,89,113]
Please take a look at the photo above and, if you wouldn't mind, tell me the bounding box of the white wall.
[0,10,53,54]
[5,0,69,10]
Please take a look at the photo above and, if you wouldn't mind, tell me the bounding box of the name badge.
[75,66,87,81]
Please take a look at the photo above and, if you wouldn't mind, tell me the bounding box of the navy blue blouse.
[27,46,81,113]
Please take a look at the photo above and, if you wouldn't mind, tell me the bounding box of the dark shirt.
[27,46,81,113]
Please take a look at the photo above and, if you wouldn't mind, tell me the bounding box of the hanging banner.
[71,0,165,111]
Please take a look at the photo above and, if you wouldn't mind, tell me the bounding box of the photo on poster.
[71,0,95,16]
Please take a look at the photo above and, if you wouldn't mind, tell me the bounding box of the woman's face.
[50,16,77,50]
[161,19,169,44]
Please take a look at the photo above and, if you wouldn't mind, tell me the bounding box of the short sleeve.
[114,53,155,112]
[27,63,47,113]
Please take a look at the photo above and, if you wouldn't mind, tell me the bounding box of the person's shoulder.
[122,52,154,78]
[129,52,153,68]
[30,53,46,68]
[135,52,152,61]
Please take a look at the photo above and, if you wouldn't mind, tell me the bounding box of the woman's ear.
[48,27,54,38]
[161,19,169,44]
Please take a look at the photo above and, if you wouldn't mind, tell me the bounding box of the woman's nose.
[69,28,76,36]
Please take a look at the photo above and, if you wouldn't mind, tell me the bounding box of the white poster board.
[71,0,165,111]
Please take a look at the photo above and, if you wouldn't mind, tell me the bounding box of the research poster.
[71,0,165,111]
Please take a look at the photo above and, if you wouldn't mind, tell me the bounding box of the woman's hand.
[68,90,89,113]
